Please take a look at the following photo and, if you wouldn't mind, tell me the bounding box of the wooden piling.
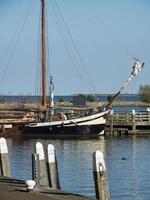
[132,110,136,131]
[93,151,110,200]
[0,137,11,177]
[109,110,114,135]
[47,144,60,189]
[1,124,5,133]
[36,142,48,187]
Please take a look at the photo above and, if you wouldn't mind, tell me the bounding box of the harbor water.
[6,135,150,200]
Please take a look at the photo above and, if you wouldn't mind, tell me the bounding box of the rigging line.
[48,1,95,95]
[0,1,32,70]
[71,0,133,58]
[53,0,99,97]
[0,1,24,46]
[0,1,33,87]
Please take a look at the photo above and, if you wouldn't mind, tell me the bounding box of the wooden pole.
[93,151,110,200]
[0,137,11,177]
[47,144,60,189]
[36,142,48,187]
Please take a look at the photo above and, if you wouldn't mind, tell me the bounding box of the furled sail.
[106,58,144,107]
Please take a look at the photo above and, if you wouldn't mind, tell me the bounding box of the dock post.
[47,144,60,189]
[132,110,136,132]
[0,137,11,177]
[1,124,5,133]
[36,142,48,187]
[93,151,110,200]
[32,153,39,188]
[110,110,114,135]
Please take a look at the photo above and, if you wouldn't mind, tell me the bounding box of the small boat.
[23,0,144,138]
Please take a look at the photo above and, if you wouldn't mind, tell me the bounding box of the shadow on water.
[5,135,150,199]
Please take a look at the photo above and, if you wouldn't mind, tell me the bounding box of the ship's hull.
[23,109,110,139]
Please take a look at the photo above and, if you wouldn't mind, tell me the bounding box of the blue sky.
[0,0,150,95]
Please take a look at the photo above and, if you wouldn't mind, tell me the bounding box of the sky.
[0,0,150,95]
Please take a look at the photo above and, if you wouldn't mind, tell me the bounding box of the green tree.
[107,95,114,103]
[0,96,5,103]
[78,94,86,98]
[59,97,64,103]
[139,85,150,103]
[86,94,95,102]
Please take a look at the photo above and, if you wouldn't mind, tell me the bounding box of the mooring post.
[110,110,114,135]
[93,151,110,200]
[0,137,11,177]
[1,124,5,133]
[36,142,48,187]
[32,153,39,188]
[47,144,60,189]
[132,109,136,131]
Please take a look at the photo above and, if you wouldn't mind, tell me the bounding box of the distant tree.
[107,95,114,102]
[78,94,86,98]
[21,96,27,103]
[0,96,5,103]
[59,97,64,103]
[139,85,150,103]
[86,94,95,102]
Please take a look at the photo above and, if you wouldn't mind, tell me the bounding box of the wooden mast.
[41,0,46,106]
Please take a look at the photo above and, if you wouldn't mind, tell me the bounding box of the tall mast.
[41,0,46,106]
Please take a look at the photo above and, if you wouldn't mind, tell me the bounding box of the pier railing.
[108,110,150,124]
[106,110,150,135]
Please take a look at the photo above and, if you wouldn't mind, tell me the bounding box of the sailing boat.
[23,0,144,138]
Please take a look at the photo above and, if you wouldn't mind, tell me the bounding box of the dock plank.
[0,176,89,200]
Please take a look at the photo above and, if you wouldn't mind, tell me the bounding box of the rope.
[71,0,134,58]
[0,1,33,87]
[50,0,99,100]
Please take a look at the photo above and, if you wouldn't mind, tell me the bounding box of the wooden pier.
[1,137,108,200]
[0,176,89,200]
[105,110,150,136]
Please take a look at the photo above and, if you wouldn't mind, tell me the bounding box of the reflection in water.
[5,136,150,199]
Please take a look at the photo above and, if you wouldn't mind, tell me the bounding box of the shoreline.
[0,101,150,111]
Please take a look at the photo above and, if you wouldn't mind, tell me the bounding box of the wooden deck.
[0,176,89,200]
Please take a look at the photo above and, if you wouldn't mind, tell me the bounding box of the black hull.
[23,123,105,139]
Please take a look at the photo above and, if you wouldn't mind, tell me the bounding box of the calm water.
[0,94,140,103]
[5,136,150,199]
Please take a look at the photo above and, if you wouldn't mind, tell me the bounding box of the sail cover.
[122,58,144,91]
[105,58,144,107]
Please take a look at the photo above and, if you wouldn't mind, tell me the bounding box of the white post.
[132,109,136,131]
[36,142,48,187]
[49,75,54,115]
[0,137,11,177]
[47,144,60,189]
[93,151,110,200]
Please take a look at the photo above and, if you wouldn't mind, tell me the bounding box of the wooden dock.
[0,138,92,200]
[0,138,110,200]
[105,110,150,136]
[0,176,89,200]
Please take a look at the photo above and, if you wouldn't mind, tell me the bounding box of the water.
[1,94,148,113]
[5,136,150,199]
[0,94,140,103]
